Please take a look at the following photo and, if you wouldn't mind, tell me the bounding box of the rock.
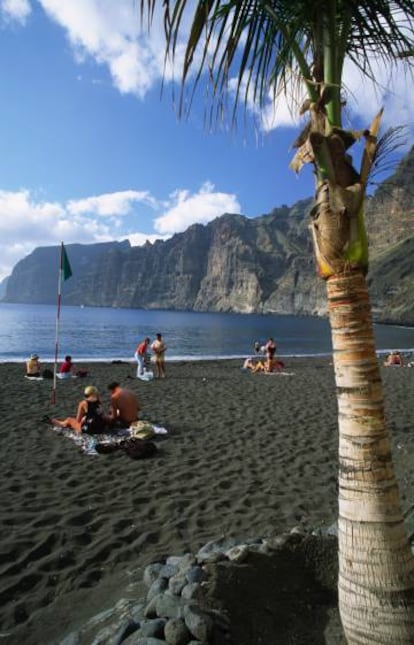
[158,564,180,580]
[155,592,186,619]
[181,583,203,602]
[196,538,240,564]
[144,563,164,588]
[168,572,188,596]
[124,638,167,645]
[185,566,206,585]
[164,617,191,645]
[166,554,196,570]
[225,544,249,563]
[147,577,168,601]
[132,618,166,640]
[183,604,214,642]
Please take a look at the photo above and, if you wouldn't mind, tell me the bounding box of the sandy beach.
[1,357,413,644]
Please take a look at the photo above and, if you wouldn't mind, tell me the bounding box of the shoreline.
[1,358,413,644]
[2,346,414,364]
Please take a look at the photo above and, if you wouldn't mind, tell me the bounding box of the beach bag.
[95,442,121,454]
[123,438,157,459]
[42,368,53,379]
[76,369,88,378]
[130,420,155,440]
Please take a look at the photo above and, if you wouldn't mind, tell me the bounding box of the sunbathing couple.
[244,356,285,373]
[244,337,284,373]
[49,382,140,435]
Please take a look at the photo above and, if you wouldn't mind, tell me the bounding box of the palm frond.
[139,1,413,127]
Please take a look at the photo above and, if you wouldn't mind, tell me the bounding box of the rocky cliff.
[3,147,413,324]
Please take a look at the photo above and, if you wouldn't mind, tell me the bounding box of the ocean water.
[0,302,413,362]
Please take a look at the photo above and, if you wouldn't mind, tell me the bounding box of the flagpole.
[52,242,63,404]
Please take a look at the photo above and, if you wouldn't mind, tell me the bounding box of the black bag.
[95,442,121,454]
[124,438,157,459]
[42,369,53,379]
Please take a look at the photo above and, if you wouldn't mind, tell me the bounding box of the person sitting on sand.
[58,355,75,379]
[26,353,41,378]
[48,386,107,435]
[248,356,285,374]
[265,356,285,373]
[384,351,403,367]
[107,382,141,428]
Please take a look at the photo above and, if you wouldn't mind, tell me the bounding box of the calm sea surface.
[0,302,413,362]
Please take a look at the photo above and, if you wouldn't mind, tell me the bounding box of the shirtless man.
[107,381,141,428]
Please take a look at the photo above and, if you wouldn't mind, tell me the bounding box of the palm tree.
[141,1,414,642]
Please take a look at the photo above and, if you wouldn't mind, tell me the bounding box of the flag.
[61,243,72,281]
[52,242,72,404]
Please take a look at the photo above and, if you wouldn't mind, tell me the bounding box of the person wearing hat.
[26,353,41,378]
[48,385,107,434]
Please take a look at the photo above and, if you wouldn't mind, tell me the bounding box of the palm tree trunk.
[327,270,414,644]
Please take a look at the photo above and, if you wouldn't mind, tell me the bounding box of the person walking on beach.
[135,337,151,377]
[48,385,107,434]
[26,353,41,378]
[107,382,141,428]
[151,332,167,378]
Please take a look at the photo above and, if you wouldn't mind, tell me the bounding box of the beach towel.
[50,423,167,456]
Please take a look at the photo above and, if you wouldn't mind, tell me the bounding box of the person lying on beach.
[107,382,141,428]
[384,351,403,367]
[48,385,107,435]
[247,357,285,373]
[26,353,41,378]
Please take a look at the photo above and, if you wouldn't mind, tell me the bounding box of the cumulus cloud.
[0,183,242,281]
[8,1,409,138]
[154,182,241,235]
[36,0,171,98]
[0,0,31,24]
[67,190,158,216]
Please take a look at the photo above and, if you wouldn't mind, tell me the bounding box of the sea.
[0,302,413,363]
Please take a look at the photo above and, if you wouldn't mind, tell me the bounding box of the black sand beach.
[1,358,413,644]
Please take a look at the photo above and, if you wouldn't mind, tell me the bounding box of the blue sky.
[0,0,412,281]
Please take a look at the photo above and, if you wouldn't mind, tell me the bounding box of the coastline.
[1,357,413,644]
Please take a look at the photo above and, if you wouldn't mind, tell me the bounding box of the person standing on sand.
[135,337,151,377]
[151,332,167,378]
[107,381,141,428]
[264,337,277,360]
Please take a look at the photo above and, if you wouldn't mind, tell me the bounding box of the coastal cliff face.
[4,147,413,324]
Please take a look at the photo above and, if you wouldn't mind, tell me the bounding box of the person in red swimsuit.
[59,355,74,379]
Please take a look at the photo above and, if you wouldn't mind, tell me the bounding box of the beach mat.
[50,424,167,456]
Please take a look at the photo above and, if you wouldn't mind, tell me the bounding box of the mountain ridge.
[3,148,413,324]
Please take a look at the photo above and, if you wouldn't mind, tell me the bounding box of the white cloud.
[154,182,241,235]
[17,1,410,140]
[37,0,169,98]
[0,0,31,24]
[67,190,158,216]
[343,59,414,139]
[0,184,242,281]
